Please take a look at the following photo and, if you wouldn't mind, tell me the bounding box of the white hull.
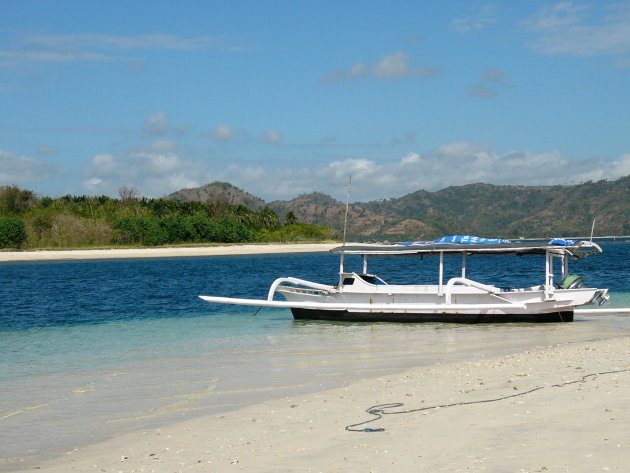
[200,280,605,322]
[276,285,600,315]
[199,239,612,323]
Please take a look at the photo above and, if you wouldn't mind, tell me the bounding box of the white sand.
[0,243,339,262]
[24,336,630,473]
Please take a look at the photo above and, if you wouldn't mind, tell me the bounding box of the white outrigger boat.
[199,236,609,323]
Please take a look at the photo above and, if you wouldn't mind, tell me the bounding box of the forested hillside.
[3,176,627,249]
[355,177,630,239]
[0,186,335,249]
[176,177,629,240]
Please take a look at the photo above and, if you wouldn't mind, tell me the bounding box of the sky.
[1,0,629,203]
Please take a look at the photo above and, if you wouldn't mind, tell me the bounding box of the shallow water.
[1,243,629,470]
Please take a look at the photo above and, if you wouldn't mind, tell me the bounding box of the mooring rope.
[346,368,630,432]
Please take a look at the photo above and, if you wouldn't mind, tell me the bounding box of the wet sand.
[0,243,339,262]
[23,336,630,473]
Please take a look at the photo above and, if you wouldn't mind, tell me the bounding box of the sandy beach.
[19,335,629,473]
[0,243,340,262]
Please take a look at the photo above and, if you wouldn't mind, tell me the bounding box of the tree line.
[0,186,336,249]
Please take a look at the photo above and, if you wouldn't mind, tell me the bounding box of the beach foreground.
[25,336,629,473]
[0,243,339,262]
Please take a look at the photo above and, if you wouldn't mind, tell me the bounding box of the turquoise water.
[1,244,629,470]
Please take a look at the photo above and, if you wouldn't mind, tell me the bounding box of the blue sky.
[1,0,629,202]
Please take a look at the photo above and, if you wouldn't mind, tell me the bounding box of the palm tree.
[285,211,298,225]
[258,207,280,230]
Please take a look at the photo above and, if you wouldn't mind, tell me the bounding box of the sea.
[1,241,629,470]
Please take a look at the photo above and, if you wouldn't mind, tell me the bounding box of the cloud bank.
[3,141,628,202]
[0,150,62,184]
[214,143,630,202]
[81,140,204,197]
[523,1,630,62]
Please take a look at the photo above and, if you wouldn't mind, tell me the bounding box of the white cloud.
[525,2,590,31]
[147,140,178,153]
[401,152,421,165]
[219,164,267,182]
[22,33,232,51]
[373,51,412,79]
[206,124,278,143]
[83,177,103,187]
[86,154,121,178]
[451,3,498,34]
[350,63,367,77]
[143,111,171,136]
[321,70,344,83]
[610,153,630,178]
[0,49,114,64]
[261,130,284,143]
[136,151,181,173]
[81,142,204,197]
[0,149,62,184]
[523,1,630,58]
[323,51,440,83]
[1,33,247,68]
[211,124,233,141]
[326,158,376,179]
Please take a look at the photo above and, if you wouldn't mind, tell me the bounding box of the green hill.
[169,176,629,240]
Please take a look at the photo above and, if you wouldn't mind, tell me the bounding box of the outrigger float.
[199,236,610,323]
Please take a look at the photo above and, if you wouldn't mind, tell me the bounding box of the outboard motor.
[560,274,584,289]
[592,290,609,306]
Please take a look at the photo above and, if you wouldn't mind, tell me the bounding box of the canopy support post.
[339,254,345,286]
[438,251,444,296]
[544,251,554,299]
[562,254,569,280]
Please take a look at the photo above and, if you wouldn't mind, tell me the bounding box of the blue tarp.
[432,235,512,244]
[548,238,578,246]
[397,236,583,247]
[397,235,512,246]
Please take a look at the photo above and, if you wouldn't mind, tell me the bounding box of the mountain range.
[166,176,630,240]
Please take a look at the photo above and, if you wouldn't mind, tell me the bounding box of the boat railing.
[444,277,514,305]
[267,277,336,301]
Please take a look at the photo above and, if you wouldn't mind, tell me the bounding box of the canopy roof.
[331,240,602,259]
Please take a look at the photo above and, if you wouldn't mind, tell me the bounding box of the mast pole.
[339,175,352,286]
[342,175,352,246]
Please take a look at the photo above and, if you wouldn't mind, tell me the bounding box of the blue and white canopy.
[398,235,512,246]
[332,235,602,259]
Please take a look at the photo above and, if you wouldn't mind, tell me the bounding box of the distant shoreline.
[2,237,629,263]
[0,243,340,263]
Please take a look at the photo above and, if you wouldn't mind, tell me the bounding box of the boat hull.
[290,308,574,323]
[199,239,611,323]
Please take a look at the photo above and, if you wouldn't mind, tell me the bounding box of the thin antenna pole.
[342,175,352,246]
